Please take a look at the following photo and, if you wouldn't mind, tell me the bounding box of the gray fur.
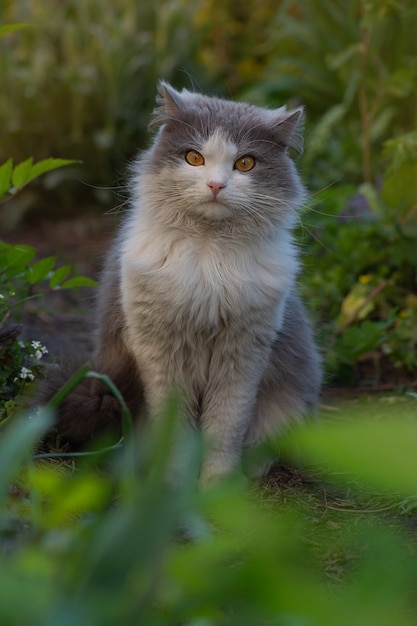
[45,83,321,482]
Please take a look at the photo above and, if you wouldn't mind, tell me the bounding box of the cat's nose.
[208,181,226,199]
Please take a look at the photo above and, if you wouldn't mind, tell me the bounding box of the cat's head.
[136,82,306,234]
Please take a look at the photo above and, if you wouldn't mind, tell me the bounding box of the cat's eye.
[234,155,256,172]
[185,150,205,166]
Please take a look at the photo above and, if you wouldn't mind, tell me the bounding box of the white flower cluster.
[31,340,48,360]
[15,366,35,382]
[11,340,48,384]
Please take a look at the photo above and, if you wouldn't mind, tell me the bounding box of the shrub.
[300,133,417,383]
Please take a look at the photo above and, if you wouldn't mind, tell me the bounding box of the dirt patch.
[3,215,117,355]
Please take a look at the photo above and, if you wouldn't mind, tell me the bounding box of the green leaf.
[0,24,29,36]
[284,416,417,496]
[4,244,36,271]
[28,158,80,185]
[26,256,57,285]
[49,264,71,288]
[46,362,91,410]
[382,162,417,214]
[60,276,98,289]
[1,158,80,199]
[0,159,13,200]
[0,409,53,509]
[11,157,33,190]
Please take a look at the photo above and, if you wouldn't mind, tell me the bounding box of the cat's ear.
[149,81,185,130]
[272,107,305,155]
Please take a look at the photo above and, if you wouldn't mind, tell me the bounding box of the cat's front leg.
[199,382,259,486]
[199,330,272,486]
[127,328,200,483]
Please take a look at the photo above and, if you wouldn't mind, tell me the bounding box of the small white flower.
[31,340,48,360]
[19,366,35,381]
[0,294,4,299]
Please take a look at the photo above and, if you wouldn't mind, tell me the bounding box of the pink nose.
[208,181,226,199]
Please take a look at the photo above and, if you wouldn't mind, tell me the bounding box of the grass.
[260,391,417,582]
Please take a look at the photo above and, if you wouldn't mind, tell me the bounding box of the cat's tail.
[36,349,142,449]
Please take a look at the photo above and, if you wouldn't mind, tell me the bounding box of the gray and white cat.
[45,83,321,483]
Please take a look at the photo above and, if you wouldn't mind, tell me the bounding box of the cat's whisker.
[239,137,287,153]
[75,176,126,195]
[296,217,330,251]
[235,202,277,232]
[308,176,344,198]
[160,115,197,134]
[104,198,131,216]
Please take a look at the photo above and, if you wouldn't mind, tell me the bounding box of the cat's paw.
[199,456,248,490]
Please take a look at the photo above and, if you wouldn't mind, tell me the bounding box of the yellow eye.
[185,150,205,166]
[234,155,256,172]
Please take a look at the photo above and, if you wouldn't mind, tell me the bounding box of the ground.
[5,214,116,355]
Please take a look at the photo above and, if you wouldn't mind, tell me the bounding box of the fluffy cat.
[43,82,321,483]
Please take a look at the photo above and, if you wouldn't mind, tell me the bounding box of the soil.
[4,215,117,356]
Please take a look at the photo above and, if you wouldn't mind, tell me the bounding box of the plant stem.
[358,5,372,184]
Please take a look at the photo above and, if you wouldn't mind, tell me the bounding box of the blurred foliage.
[235,0,417,188]
[301,169,417,382]
[0,0,204,205]
[0,23,98,419]
[2,0,417,379]
[1,395,417,624]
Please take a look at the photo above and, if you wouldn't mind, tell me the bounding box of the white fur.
[122,202,298,329]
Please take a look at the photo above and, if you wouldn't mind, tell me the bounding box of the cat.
[41,82,322,484]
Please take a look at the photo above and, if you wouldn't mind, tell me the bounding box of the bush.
[299,137,417,383]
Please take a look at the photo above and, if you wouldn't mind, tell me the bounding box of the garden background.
[2,0,417,386]
[1,1,417,624]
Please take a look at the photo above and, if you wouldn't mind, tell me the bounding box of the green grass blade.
[0,24,30,36]
[46,362,92,410]
[0,408,53,508]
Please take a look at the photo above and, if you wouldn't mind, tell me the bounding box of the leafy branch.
[0,157,80,203]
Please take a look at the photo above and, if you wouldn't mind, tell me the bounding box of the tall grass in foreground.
[1,379,417,625]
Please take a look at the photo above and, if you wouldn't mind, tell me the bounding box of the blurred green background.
[2,0,417,383]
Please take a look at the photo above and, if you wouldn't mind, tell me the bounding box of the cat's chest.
[122,228,297,327]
